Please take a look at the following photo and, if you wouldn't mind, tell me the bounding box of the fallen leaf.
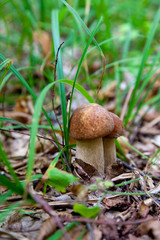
[102,196,128,210]
[59,224,102,240]
[98,81,116,100]
[139,201,150,218]
[37,217,57,240]
[14,96,34,115]
[136,220,160,239]
[33,30,51,64]
[0,111,32,124]
[71,184,88,201]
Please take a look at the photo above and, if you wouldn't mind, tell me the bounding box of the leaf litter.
[1,66,160,240]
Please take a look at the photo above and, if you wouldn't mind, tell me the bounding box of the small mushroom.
[69,103,114,175]
[103,112,124,171]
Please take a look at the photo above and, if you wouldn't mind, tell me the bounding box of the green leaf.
[73,203,100,218]
[46,167,78,192]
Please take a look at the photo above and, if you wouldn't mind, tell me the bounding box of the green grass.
[124,5,160,126]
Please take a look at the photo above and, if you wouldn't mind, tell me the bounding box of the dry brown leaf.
[142,110,160,122]
[136,220,160,239]
[114,207,133,222]
[152,135,160,147]
[33,30,51,64]
[139,127,160,135]
[98,81,116,100]
[35,135,58,154]
[89,59,101,73]
[37,217,57,240]
[111,172,133,182]
[0,228,29,240]
[71,184,88,201]
[3,131,30,157]
[106,161,125,179]
[2,211,49,240]
[101,219,119,240]
[146,158,160,178]
[102,196,128,210]
[14,96,34,115]
[149,181,160,194]
[143,198,154,207]
[128,234,152,240]
[141,115,160,130]
[59,224,102,240]
[139,202,150,218]
[105,99,116,112]
[0,111,32,124]
[34,156,52,170]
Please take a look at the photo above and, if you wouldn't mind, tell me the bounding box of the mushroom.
[69,103,114,175]
[103,112,124,171]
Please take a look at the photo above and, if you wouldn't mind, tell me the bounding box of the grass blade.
[0,0,10,8]
[0,202,22,224]
[0,55,62,155]
[124,6,160,126]
[0,59,11,84]
[68,17,103,129]
[0,173,24,196]
[26,79,95,183]
[51,10,68,151]
[0,141,22,186]
[0,54,37,98]
[60,0,104,56]
[0,190,12,204]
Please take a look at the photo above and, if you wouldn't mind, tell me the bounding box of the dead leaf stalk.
[30,192,71,240]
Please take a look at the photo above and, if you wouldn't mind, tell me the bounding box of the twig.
[0,127,69,169]
[0,127,62,148]
[117,158,136,171]
[54,42,64,83]
[87,223,95,240]
[30,192,71,240]
[59,215,157,226]
[95,53,106,102]
[52,42,65,147]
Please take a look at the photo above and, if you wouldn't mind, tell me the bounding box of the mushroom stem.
[76,138,104,175]
[103,138,116,171]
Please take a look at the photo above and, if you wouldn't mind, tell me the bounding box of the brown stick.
[95,53,106,102]
[30,192,71,240]
[59,215,157,226]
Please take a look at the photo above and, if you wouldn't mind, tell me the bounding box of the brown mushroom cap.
[70,103,114,140]
[107,112,124,138]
